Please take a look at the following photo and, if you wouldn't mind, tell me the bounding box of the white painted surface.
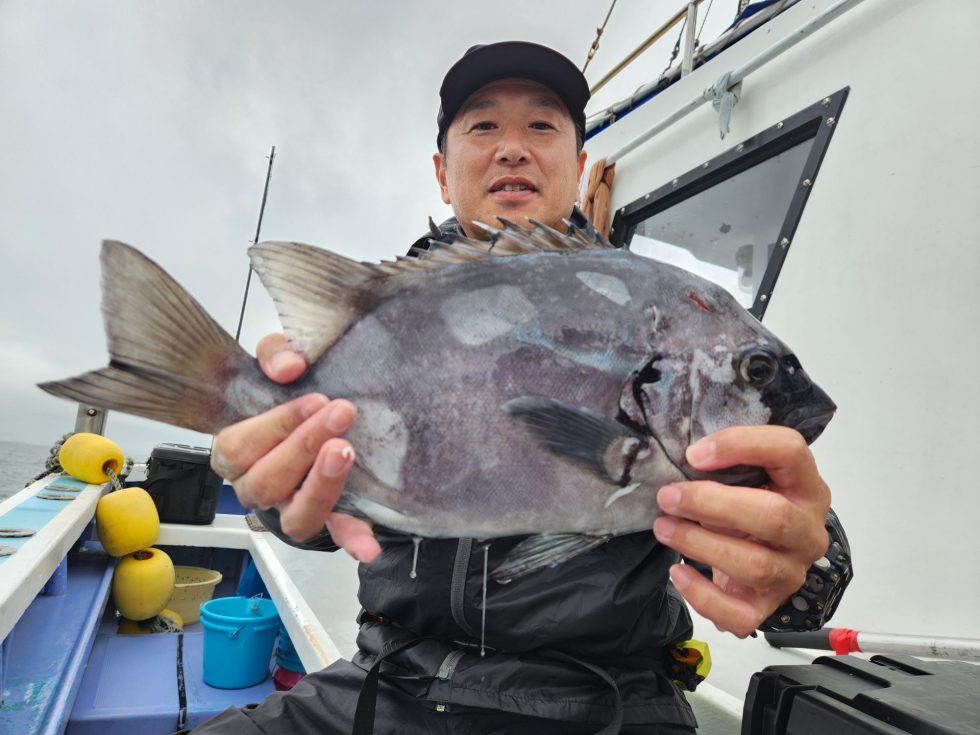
[0,474,103,644]
[585,0,980,700]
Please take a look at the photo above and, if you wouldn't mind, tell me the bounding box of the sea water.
[0,440,52,501]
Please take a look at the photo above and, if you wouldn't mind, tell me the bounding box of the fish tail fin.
[38,240,250,434]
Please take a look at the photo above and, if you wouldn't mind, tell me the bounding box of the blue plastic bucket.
[200,596,281,688]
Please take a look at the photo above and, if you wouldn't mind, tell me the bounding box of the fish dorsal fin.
[250,220,615,360]
[375,255,440,276]
[479,218,616,255]
[249,241,388,362]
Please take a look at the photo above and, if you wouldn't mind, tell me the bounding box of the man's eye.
[530,121,555,130]
[471,121,497,131]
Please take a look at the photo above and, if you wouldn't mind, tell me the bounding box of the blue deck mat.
[69,629,276,734]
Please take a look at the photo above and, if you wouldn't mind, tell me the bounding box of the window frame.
[609,87,849,319]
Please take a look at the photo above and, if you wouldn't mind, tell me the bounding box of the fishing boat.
[2,0,978,732]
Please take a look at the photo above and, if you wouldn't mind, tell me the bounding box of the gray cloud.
[0,0,737,458]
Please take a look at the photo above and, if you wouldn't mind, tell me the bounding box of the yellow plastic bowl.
[167,566,223,624]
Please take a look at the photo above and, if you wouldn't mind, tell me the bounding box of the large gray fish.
[40,220,835,581]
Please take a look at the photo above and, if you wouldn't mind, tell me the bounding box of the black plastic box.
[144,443,222,525]
[742,654,980,735]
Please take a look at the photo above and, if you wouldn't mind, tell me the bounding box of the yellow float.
[112,547,176,621]
[96,487,160,557]
[59,432,125,484]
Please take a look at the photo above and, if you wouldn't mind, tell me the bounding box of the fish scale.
[39,220,835,582]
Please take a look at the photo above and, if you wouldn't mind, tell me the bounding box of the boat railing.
[589,0,707,97]
[604,0,869,167]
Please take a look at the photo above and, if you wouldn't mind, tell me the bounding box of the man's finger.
[654,516,807,593]
[257,333,308,384]
[686,425,828,501]
[657,482,826,553]
[278,438,355,540]
[668,563,761,638]
[328,513,382,563]
[234,399,357,508]
[211,393,329,481]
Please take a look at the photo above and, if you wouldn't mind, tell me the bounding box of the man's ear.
[433,153,451,205]
[577,149,588,181]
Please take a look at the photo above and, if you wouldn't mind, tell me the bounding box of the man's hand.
[211,334,381,563]
[653,426,831,638]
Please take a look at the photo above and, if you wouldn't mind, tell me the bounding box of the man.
[191,42,849,734]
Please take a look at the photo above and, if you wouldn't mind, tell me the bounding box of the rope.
[582,158,616,238]
[582,0,619,73]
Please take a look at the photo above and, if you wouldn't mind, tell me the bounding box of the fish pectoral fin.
[504,396,648,485]
[492,534,612,584]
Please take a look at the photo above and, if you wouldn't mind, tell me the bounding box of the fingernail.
[325,401,357,433]
[657,484,682,512]
[271,349,302,375]
[653,515,677,542]
[300,393,328,418]
[686,438,716,468]
[669,563,691,591]
[321,444,355,477]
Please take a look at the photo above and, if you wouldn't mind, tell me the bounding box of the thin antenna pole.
[234,145,276,343]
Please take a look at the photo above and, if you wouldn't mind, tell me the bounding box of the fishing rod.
[234,145,276,343]
[765,628,980,661]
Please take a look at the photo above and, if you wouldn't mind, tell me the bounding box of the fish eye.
[739,351,778,387]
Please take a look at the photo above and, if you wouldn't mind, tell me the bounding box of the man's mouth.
[490,177,537,195]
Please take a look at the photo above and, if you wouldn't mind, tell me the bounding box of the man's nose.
[495,127,530,164]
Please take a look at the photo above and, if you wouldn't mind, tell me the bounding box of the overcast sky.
[0,0,739,460]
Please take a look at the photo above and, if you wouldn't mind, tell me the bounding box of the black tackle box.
[144,443,222,524]
[742,654,980,735]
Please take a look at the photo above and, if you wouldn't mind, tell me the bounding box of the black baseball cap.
[436,41,590,149]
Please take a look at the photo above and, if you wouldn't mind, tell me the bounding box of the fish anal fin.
[493,534,611,584]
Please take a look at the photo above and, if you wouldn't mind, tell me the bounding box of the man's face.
[433,79,587,239]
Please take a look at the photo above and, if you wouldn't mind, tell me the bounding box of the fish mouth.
[783,408,836,445]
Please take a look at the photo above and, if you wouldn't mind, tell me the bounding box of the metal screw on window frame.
[822,97,831,106]
[87,408,97,416]
[826,117,836,127]
[802,178,812,188]
[702,162,709,169]
[672,179,679,188]
[736,143,744,152]
[759,294,768,303]
[780,237,790,248]
[644,193,650,200]
[776,121,784,129]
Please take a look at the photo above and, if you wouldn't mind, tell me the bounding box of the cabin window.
[610,88,848,319]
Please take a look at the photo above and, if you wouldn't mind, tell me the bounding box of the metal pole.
[589,1,703,96]
[234,145,276,344]
[766,629,980,661]
[681,2,698,77]
[73,405,107,435]
[606,0,867,165]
